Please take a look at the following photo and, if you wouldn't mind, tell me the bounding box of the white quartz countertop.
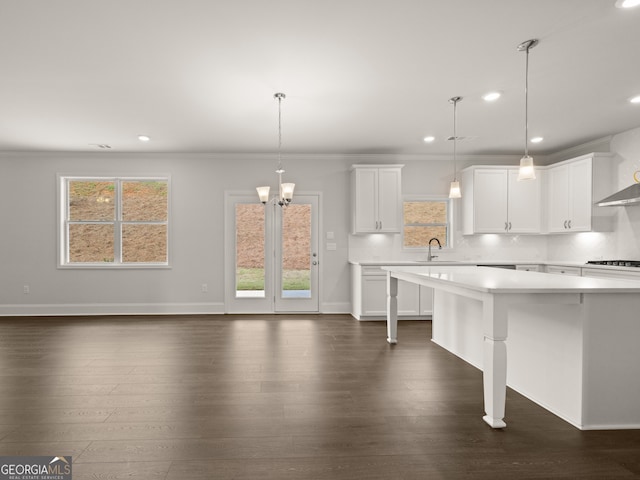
[350,260,640,273]
[382,265,640,294]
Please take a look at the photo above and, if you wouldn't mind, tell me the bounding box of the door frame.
[224,191,321,314]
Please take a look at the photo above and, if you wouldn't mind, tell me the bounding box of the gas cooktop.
[586,260,640,268]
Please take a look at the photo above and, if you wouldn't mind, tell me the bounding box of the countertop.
[350,260,640,273]
[382,265,640,294]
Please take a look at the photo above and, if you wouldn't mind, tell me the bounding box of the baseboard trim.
[0,302,226,317]
[320,302,351,314]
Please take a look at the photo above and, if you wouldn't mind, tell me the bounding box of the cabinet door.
[398,281,420,316]
[473,169,508,233]
[547,164,570,233]
[508,169,541,233]
[545,265,581,276]
[353,168,378,233]
[361,276,420,316]
[377,168,402,233]
[567,159,592,231]
[361,275,387,316]
[419,285,434,316]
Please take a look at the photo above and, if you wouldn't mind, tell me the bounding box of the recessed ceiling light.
[630,95,640,104]
[615,0,640,8]
[138,135,151,142]
[423,136,435,143]
[530,137,544,143]
[482,92,501,102]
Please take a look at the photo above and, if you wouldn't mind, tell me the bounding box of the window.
[402,197,451,249]
[59,177,169,267]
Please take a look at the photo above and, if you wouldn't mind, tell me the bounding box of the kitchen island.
[383,265,640,430]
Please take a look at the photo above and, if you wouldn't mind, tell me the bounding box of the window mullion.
[114,179,122,264]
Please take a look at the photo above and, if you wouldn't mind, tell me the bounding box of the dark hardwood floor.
[1,314,639,479]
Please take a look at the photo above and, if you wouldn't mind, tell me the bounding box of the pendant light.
[256,92,295,206]
[448,96,462,199]
[517,39,538,181]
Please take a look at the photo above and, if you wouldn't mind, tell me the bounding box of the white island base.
[433,290,640,430]
[384,266,640,430]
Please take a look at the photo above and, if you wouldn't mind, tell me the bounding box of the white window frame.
[401,195,454,251]
[58,175,171,269]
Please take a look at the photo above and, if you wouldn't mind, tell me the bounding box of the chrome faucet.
[427,237,442,261]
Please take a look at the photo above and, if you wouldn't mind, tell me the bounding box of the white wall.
[3,127,640,316]
[0,152,354,315]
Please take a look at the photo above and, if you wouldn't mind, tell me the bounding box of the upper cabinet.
[351,165,403,234]
[545,153,613,233]
[462,166,541,234]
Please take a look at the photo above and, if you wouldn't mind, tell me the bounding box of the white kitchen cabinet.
[351,264,427,319]
[546,153,613,233]
[545,265,581,276]
[419,285,434,316]
[581,268,640,281]
[516,264,542,272]
[351,165,403,234]
[462,166,540,234]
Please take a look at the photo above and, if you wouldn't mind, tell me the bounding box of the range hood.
[596,182,640,206]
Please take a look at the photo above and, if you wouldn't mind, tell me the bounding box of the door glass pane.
[281,204,311,298]
[236,204,265,298]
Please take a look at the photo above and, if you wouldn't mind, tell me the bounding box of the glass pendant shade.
[280,182,295,202]
[517,155,536,181]
[449,181,461,198]
[256,186,270,204]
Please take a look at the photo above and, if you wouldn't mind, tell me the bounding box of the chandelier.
[256,93,295,206]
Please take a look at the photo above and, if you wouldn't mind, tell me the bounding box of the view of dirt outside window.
[403,199,449,248]
[235,204,311,292]
[64,179,168,264]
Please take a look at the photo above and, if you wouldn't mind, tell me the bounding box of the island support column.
[482,293,508,428]
[386,273,398,344]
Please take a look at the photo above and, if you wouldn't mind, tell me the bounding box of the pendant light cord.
[449,96,462,181]
[277,93,283,172]
[524,44,530,158]
[453,99,458,181]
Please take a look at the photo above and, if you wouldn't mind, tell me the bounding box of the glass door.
[225,192,319,313]
[275,194,319,312]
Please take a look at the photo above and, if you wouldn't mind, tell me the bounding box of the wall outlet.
[23,285,30,294]
[201,283,208,293]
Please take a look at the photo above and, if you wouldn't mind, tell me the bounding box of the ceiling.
[1,0,639,156]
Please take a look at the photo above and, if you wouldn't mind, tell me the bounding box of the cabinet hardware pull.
[505,222,508,231]
[564,220,568,229]
[508,222,512,231]
[568,220,571,229]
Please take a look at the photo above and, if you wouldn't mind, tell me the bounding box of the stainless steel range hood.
[596,183,640,206]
